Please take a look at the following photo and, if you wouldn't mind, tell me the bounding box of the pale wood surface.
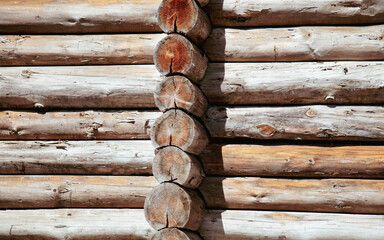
[1,0,384,34]
[204,26,384,62]
[1,62,383,108]
[0,110,160,140]
[2,175,384,214]
[2,141,384,178]
[152,228,201,240]
[1,209,384,239]
[205,106,384,141]
[0,34,163,66]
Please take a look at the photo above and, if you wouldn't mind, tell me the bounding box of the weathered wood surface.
[3,141,384,178]
[205,106,384,141]
[201,144,384,178]
[0,65,162,109]
[0,209,155,240]
[157,0,211,44]
[1,62,384,109]
[1,209,384,240]
[200,177,384,214]
[1,0,384,34]
[152,228,201,240]
[154,75,208,117]
[206,0,384,27]
[0,140,154,175]
[153,146,205,188]
[0,34,163,66]
[2,175,384,214]
[154,34,208,83]
[0,175,157,208]
[151,109,208,155]
[204,26,384,62]
[0,110,160,140]
[144,183,205,230]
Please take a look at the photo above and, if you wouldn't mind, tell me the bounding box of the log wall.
[1,0,384,239]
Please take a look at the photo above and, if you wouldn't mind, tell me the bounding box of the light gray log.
[203,26,384,61]
[0,34,164,66]
[1,62,383,108]
[205,106,384,141]
[1,209,384,240]
[0,110,161,140]
[2,141,384,178]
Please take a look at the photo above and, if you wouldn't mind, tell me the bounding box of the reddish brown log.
[152,228,201,240]
[144,182,205,231]
[150,109,208,155]
[154,34,208,83]
[154,75,208,117]
[153,146,205,188]
[157,0,211,44]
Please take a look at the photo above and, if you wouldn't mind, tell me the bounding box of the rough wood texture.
[152,228,201,240]
[0,140,154,175]
[1,0,384,34]
[154,75,208,117]
[0,209,155,240]
[2,141,384,178]
[206,0,384,27]
[0,34,163,66]
[0,65,161,109]
[201,144,384,178]
[204,26,384,62]
[154,34,208,83]
[201,62,384,105]
[157,0,211,44]
[205,106,384,141]
[2,176,384,214]
[200,177,384,214]
[1,62,383,109]
[0,175,157,208]
[151,109,208,155]
[200,210,384,240]
[0,110,160,140]
[0,0,162,34]
[144,182,205,231]
[1,209,383,240]
[153,146,205,188]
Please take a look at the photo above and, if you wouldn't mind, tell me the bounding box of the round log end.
[153,146,205,188]
[157,0,211,43]
[150,109,209,155]
[154,75,208,117]
[154,34,208,83]
[152,228,202,240]
[144,182,205,231]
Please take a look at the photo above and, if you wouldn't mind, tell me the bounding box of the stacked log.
[144,0,211,238]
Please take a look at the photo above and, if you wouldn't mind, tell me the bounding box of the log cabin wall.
[0,0,384,239]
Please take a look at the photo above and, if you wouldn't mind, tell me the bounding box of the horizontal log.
[0,34,163,66]
[204,26,384,61]
[1,209,384,240]
[0,110,160,140]
[205,106,384,141]
[1,62,383,108]
[1,0,384,34]
[2,175,384,214]
[2,25,383,66]
[2,141,384,178]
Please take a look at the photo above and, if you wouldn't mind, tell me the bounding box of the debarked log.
[0,34,164,66]
[1,209,384,240]
[205,106,384,141]
[1,62,383,109]
[0,110,161,140]
[1,175,384,214]
[2,141,384,178]
[203,26,384,62]
[152,228,201,240]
